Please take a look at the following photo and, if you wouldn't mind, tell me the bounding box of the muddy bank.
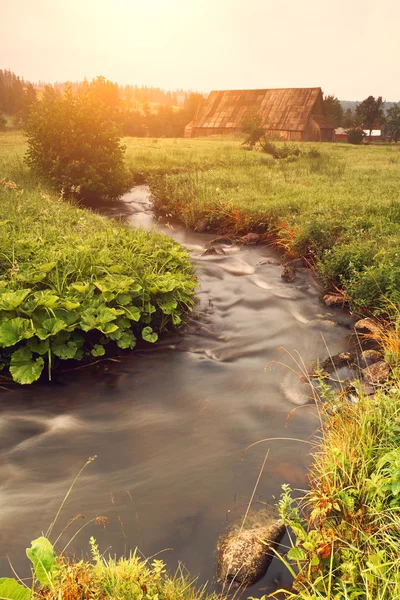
[0,186,354,597]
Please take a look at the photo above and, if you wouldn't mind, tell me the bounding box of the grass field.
[125,137,400,313]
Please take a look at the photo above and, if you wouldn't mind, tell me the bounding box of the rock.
[241,232,260,244]
[195,219,209,233]
[323,293,346,307]
[321,352,353,373]
[359,349,383,367]
[258,259,281,266]
[281,265,296,282]
[217,516,285,588]
[362,361,390,385]
[203,246,226,256]
[354,318,380,335]
[285,257,306,269]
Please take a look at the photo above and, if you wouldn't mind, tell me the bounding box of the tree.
[347,128,364,145]
[88,76,121,110]
[323,95,343,128]
[356,96,384,141]
[25,84,129,201]
[385,103,400,143]
[17,82,38,125]
[240,112,266,148]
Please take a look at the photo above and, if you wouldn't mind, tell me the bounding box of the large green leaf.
[80,306,122,332]
[91,344,105,357]
[52,340,78,360]
[124,305,141,321]
[287,547,308,561]
[26,536,56,586]
[9,348,45,384]
[36,317,68,340]
[142,327,158,343]
[0,578,31,600]
[32,290,60,309]
[0,289,31,311]
[157,295,178,315]
[27,337,50,355]
[116,331,136,349]
[0,317,34,347]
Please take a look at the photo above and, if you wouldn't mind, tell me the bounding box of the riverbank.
[125,137,400,599]
[0,140,196,384]
[2,132,400,598]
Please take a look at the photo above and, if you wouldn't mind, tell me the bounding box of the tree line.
[0,69,204,137]
[324,94,400,142]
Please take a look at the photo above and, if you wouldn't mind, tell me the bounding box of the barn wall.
[303,117,335,142]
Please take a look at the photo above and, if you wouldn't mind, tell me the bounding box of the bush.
[260,139,301,159]
[25,85,129,201]
[240,112,266,148]
[347,128,364,145]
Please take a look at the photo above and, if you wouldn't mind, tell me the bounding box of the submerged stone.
[281,265,296,282]
[217,512,285,588]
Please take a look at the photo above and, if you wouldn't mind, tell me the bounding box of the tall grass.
[271,384,400,600]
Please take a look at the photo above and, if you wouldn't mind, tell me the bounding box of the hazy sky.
[1,0,399,100]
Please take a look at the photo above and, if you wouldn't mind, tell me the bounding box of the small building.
[185,87,335,141]
[335,127,349,141]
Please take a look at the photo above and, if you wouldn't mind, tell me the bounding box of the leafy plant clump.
[25,84,130,201]
[273,387,400,599]
[0,179,196,384]
[347,128,364,145]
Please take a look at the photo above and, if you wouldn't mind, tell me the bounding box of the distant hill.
[340,100,399,112]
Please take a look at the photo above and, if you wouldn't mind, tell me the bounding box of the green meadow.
[126,137,400,312]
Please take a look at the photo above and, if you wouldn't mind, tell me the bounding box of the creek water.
[0,186,354,596]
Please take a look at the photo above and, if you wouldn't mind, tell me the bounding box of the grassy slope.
[0,133,195,384]
[125,137,400,312]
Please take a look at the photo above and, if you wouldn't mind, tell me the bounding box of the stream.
[0,186,354,596]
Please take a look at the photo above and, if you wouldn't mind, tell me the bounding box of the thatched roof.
[191,87,327,132]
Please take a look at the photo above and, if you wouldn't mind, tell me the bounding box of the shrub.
[240,112,266,148]
[347,128,364,145]
[260,139,301,159]
[25,85,129,201]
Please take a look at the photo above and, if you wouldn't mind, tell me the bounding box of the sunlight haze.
[1,0,400,99]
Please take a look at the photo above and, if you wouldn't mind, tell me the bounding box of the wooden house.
[185,87,334,142]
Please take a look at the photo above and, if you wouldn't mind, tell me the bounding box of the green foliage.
[0,167,196,384]
[26,537,56,587]
[323,95,343,128]
[240,112,266,149]
[386,103,400,143]
[356,95,385,139]
[260,140,301,159]
[0,579,31,600]
[25,85,129,201]
[274,389,400,599]
[347,128,364,144]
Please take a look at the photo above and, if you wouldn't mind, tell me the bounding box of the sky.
[1,0,399,101]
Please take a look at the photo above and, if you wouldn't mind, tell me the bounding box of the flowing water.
[0,186,354,596]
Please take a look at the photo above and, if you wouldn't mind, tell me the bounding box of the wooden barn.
[184,87,334,142]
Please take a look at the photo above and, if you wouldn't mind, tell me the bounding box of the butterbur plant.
[0,182,196,384]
